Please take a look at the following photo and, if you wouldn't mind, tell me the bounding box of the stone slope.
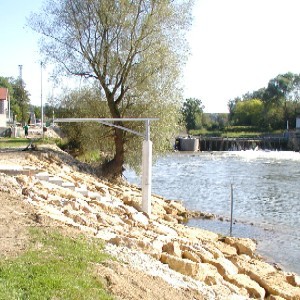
[0,147,299,300]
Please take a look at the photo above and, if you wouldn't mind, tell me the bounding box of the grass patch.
[0,228,113,300]
[220,131,262,138]
[0,138,59,149]
[0,138,30,148]
[189,129,284,138]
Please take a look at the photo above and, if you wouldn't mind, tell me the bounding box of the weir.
[175,136,289,151]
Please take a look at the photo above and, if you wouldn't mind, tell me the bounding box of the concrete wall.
[179,138,199,151]
[0,115,6,127]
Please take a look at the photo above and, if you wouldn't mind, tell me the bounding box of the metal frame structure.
[54,117,158,215]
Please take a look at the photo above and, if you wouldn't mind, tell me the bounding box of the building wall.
[0,100,8,126]
[0,100,5,114]
[0,115,6,127]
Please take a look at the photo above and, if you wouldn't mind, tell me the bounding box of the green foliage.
[0,76,31,124]
[0,138,30,148]
[224,126,260,133]
[264,73,295,105]
[190,127,268,138]
[189,128,222,137]
[0,137,61,149]
[228,72,300,130]
[202,113,228,131]
[231,99,264,126]
[0,228,112,300]
[29,0,193,178]
[57,87,181,173]
[33,106,41,119]
[181,98,204,131]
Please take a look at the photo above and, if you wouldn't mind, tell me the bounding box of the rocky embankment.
[0,145,299,300]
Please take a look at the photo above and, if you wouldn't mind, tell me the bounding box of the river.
[124,150,300,275]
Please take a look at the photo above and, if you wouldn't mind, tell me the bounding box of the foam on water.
[223,150,300,161]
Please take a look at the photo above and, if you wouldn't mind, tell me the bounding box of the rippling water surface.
[124,151,300,274]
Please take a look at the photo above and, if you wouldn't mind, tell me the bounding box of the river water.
[124,151,300,275]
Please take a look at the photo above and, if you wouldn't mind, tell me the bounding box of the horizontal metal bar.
[54,118,158,122]
[98,120,144,137]
[53,117,158,138]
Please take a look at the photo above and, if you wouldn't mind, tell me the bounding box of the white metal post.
[142,120,152,215]
[41,62,44,139]
[54,117,157,216]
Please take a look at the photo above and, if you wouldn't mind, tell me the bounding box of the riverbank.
[124,151,300,275]
[0,145,299,299]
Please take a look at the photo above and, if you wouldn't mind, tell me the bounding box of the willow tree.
[29,0,193,178]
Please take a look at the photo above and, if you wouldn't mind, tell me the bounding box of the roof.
[0,88,8,101]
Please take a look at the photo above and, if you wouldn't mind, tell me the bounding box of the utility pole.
[18,65,23,125]
[40,62,44,138]
[18,65,23,82]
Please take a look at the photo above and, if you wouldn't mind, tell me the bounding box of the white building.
[0,88,9,127]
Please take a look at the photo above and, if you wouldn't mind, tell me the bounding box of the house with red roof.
[0,88,9,127]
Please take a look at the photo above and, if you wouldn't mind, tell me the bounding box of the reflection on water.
[124,151,300,274]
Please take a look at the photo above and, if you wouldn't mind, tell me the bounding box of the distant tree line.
[181,72,300,132]
[181,97,228,132]
[228,72,300,130]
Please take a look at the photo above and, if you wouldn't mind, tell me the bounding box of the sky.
[1,0,300,113]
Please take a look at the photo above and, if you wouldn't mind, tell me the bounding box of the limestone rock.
[162,241,182,257]
[73,214,89,226]
[231,255,277,279]
[122,195,141,211]
[63,200,80,211]
[225,237,257,257]
[209,257,239,278]
[163,214,177,223]
[166,200,187,214]
[164,206,178,215]
[226,274,266,299]
[196,263,222,285]
[221,279,249,298]
[209,283,244,300]
[202,243,224,259]
[160,253,199,277]
[95,228,117,241]
[232,257,300,300]
[214,240,237,256]
[109,236,156,255]
[85,212,98,223]
[151,221,178,237]
[260,272,300,300]
[182,250,201,263]
[109,236,136,248]
[183,226,219,242]
[151,239,164,253]
[267,295,287,300]
[286,273,300,287]
[192,244,215,262]
[131,212,149,227]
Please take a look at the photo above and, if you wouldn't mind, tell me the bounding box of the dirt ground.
[0,149,205,300]
[0,190,36,258]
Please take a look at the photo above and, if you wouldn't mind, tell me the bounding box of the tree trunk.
[101,126,125,179]
[100,91,125,179]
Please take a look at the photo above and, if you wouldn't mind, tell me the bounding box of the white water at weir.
[124,150,300,275]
